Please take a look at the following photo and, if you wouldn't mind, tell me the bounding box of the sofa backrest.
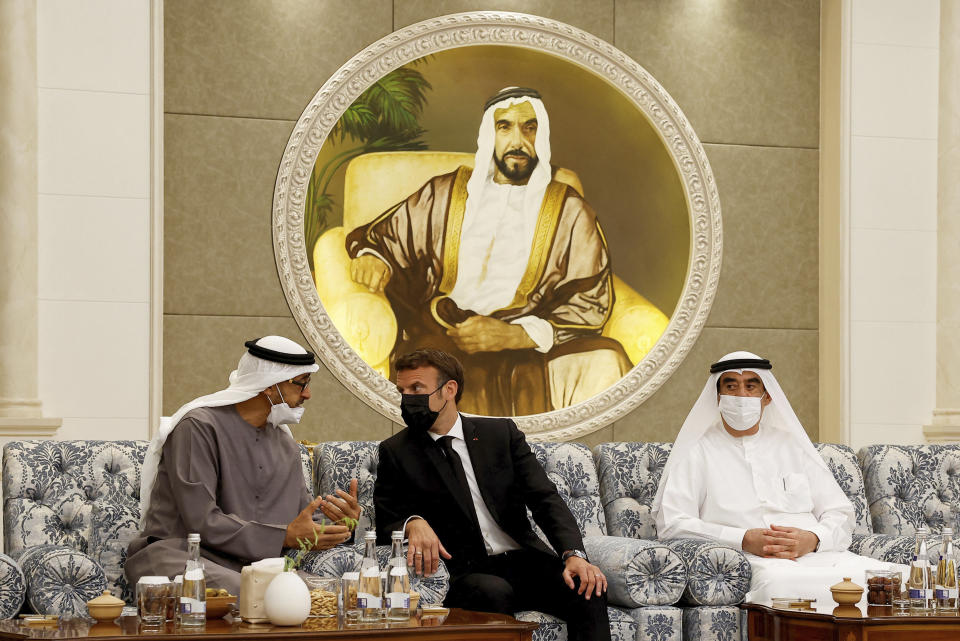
[2,440,147,558]
[312,441,606,541]
[313,441,380,540]
[529,442,606,539]
[3,439,316,553]
[813,443,873,535]
[859,444,960,536]
[594,441,874,540]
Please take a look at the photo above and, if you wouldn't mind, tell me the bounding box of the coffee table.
[742,601,960,641]
[0,610,538,641]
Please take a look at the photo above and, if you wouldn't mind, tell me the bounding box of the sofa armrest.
[13,545,106,616]
[583,535,686,607]
[662,538,751,606]
[849,533,917,565]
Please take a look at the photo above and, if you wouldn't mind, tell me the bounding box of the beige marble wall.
[164,0,821,444]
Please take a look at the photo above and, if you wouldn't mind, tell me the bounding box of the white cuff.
[356,248,393,274]
[807,525,830,553]
[720,526,747,550]
[511,316,554,353]
[402,515,425,541]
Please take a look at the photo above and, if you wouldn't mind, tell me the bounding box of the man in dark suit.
[374,349,610,641]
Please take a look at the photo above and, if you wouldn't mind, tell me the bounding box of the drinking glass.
[303,575,339,618]
[137,577,171,627]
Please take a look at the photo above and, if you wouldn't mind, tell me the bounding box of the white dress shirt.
[657,422,855,552]
[428,415,521,555]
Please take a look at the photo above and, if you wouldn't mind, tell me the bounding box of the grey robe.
[125,405,311,594]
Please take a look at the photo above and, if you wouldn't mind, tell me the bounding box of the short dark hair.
[395,349,464,403]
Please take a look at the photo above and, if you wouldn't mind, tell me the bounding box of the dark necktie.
[437,435,480,527]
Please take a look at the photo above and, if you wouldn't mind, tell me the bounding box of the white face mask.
[718,394,764,431]
[266,385,305,427]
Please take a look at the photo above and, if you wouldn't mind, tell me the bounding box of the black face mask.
[400,384,447,434]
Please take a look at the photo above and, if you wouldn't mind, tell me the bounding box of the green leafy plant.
[304,61,433,271]
[282,516,361,572]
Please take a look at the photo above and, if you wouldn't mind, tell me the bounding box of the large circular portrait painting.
[273,13,722,440]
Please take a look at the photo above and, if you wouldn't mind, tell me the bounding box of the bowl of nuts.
[204,588,237,619]
[302,575,339,618]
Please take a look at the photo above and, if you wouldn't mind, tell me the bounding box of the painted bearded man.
[347,87,630,416]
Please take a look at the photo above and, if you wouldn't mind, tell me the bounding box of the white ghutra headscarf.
[139,336,319,526]
[651,351,830,531]
[463,87,553,234]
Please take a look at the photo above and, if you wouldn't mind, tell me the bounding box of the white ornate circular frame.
[273,12,722,441]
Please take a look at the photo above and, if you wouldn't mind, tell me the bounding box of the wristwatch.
[562,549,588,563]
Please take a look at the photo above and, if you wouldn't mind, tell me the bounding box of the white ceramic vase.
[263,571,310,626]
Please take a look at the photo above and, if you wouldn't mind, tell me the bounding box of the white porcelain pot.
[263,571,310,626]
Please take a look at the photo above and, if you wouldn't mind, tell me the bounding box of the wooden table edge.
[740,601,960,625]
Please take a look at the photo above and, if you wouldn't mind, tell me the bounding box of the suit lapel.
[420,431,477,526]
[461,417,501,523]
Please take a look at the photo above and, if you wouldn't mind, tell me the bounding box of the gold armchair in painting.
[312,151,669,410]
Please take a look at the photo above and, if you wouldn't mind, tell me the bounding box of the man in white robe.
[654,351,904,607]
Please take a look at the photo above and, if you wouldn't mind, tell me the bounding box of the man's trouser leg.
[444,550,610,641]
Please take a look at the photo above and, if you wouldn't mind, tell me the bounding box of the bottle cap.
[391,530,404,539]
[944,527,954,536]
[365,531,376,540]
[187,533,200,543]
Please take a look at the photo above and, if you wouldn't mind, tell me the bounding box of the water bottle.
[385,530,411,620]
[358,531,382,622]
[179,533,206,627]
[937,527,959,611]
[909,527,933,610]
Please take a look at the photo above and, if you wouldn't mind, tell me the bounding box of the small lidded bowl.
[830,577,864,606]
[87,590,125,622]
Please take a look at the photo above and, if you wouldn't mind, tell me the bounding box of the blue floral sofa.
[593,442,960,641]
[0,440,380,617]
[4,439,959,641]
[315,440,739,641]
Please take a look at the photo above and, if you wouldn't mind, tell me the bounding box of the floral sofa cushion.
[585,536,686,607]
[13,544,106,616]
[593,442,671,540]
[89,497,140,603]
[515,605,639,641]
[313,441,379,539]
[3,440,146,558]
[682,606,743,641]
[0,552,26,619]
[666,539,750,606]
[859,444,960,536]
[529,443,607,539]
[814,443,872,535]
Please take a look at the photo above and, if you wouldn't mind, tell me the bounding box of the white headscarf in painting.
[651,351,830,532]
[464,87,553,230]
[139,336,319,526]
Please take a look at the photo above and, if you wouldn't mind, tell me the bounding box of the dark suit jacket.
[374,415,584,576]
